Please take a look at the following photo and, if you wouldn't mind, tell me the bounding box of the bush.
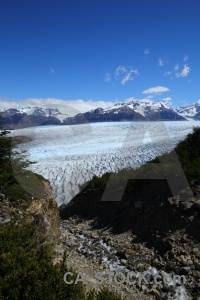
[0,217,121,300]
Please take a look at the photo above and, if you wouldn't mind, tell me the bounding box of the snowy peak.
[3,107,61,118]
[151,101,170,110]
[176,102,200,120]
[0,106,69,122]
[0,107,62,129]
[18,107,60,117]
[63,100,185,125]
[97,100,177,118]
[102,100,170,113]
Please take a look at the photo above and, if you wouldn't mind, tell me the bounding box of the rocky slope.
[0,178,60,245]
[27,180,60,245]
[59,180,200,299]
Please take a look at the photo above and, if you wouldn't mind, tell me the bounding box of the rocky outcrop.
[0,180,60,245]
[27,180,60,245]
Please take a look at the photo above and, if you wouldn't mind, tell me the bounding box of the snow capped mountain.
[18,107,60,116]
[0,107,62,129]
[104,100,171,117]
[0,106,68,121]
[176,102,200,120]
[0,100,189,129]
[63,100,185,125]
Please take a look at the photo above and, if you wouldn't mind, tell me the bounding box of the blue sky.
[0,0,200,110]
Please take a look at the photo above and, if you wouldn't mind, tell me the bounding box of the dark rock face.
[145,109,185,121]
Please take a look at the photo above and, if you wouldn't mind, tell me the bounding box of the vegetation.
[0,127,46,202]
[0,217,121,300]
[172,126,200,180]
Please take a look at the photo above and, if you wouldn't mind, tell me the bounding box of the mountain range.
[1,100,200,129]
[0,108,61,129]
[62,100,185,125]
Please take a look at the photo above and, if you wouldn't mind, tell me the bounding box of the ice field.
[11,121,200,205]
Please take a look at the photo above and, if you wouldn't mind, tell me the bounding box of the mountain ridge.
[62,100,185,125]
[2,100,200,128]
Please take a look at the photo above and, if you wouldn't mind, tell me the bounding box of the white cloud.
[158,58,164,66]
[124,96,137,103]
[161,55,190,80]
[125,96,153,104]
[121,70,138,85]
[164,71,172,77]
[115,65,127,77]
[175,64,179,71]
[175,64,190,78]
[121,72,133,85]
[142,86,169,94]
[144,48,150,55]
[50,68,55,74]
[105,73,111,82]
[162,97,172,101]
[115,65,139,85]
[183,54,188,62]
[162,97,172,106]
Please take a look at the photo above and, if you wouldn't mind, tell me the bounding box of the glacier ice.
[11,121,200,206]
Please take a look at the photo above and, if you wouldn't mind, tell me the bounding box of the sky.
[0,0,200,111]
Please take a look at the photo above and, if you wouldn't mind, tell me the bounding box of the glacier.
[11,121,200,206]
